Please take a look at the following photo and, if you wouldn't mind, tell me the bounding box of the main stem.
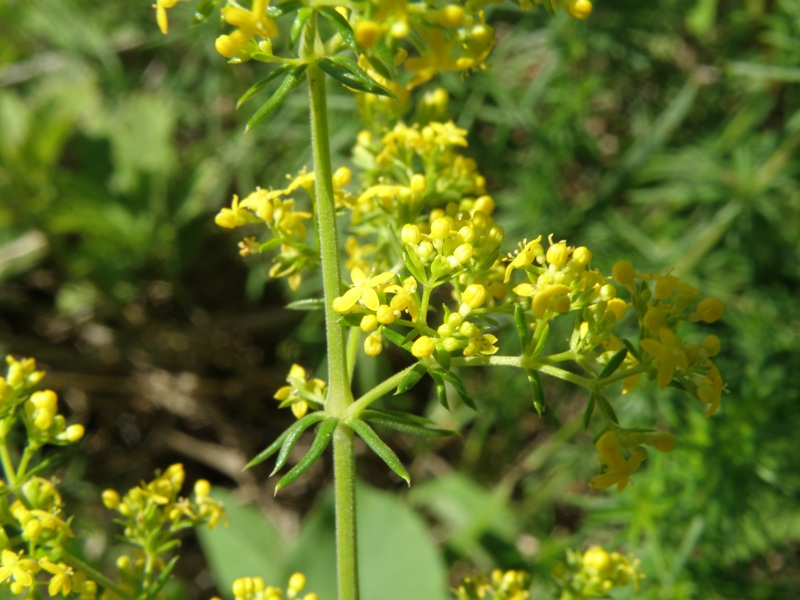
[307,62,359,600]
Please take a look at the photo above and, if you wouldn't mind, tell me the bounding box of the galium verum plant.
[156,0,724,598]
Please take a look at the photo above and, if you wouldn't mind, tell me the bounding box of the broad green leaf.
[349,419,410,485]
[394,363,427,394]
[196,488,286,595]
[237,64,293,109]
[319,7,357,52]
[317,56,396,98]
[271,412,328,475]
[275,417,338,493]
[286,483,448,600]
[246,65,307,132]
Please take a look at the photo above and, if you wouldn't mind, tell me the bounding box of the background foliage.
[1,0,798,598]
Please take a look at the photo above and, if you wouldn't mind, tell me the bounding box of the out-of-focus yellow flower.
[589,431,646,492]
[640,327,689,388]
[153,0,190,35]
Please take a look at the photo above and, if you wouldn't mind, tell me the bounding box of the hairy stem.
[307,59,359,600]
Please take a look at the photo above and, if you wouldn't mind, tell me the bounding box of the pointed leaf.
[514,304,529,354]
[246,427,292,470]
[258,237,283,253]
[246,65,308,132]
[527,370,545,416]
[598,348,628,380]
[285,298,325,311]
[290,8,313,48]
[148,555,180,599]
[237,64,293,109]
[432,368,476,410]
[270,0,302,17]
[533,322,550,357]
[383,327,413,350]
[595,394,619,425]
[365,37,396,80]
[349,419,410,485]
[362,409,456,438]
[583,393,596,430]
[275,417,338,493]
[271,412,329,475]
[395,363,428,394]
[317,56,397,98]
[403,251,428,284]
[320,7,357,52]
[429,370,449,410]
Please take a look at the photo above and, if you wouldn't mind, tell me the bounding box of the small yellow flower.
[504,237,543,282]
[333,267,395,313]
[0,549,39,589]
[640,327,689,388]
[39,558,74,597]
[589,431,647,492]
[153,0,189,35]
[273,364,326,419]
[215,195,258,229]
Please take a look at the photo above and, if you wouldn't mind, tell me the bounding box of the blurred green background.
[1,0,799,598]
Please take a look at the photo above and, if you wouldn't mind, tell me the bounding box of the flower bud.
[702,334,721,357]
[473,195,495,215]
[360,315,378,332]
[102,489,121,510]
[453,243,474,265]
[546,240,570,268]
[194,479,211,497]
[410,174,426,195]
[401,223,421,245]
[612,261,635,285]
[355,20,381,47]
[696,297,724,323]
[461,284,487,310]
[411,336,436,358]
[364,331,383,357]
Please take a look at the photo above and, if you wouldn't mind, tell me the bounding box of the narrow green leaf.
[429,371,449,410]
[258,238,283,253]
[246,65,307,132]
[317,56,397,99]
[290,8,313,48]
[514,304,529,354]
[383,327,413,350]
[403,251,428,284]
[271,412,328,476]
[596,394,619,425]
[435,347,451,371]
[622,338,641,361]
[527,370,545,416]
[533,322,549,357]
[269,0,302,17]
[285,298,325,311]
[366,37,395,80]
[583,393,596,430]
[395,363,427,394]
[147,555,179,599]
[237,64,293,109]
[319,7,357,52]
[598,348,628,380]
[349,419,410,485]
[246,428,292,470]
[275,417,338,493]
[433,368,476,410]
[362,409,456,438]
[193,0,223,23]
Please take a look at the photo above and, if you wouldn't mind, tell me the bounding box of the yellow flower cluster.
[553,546,640,599]
[220,572,317,600]
[453,568,531,600]
[215,0,278,60]
[613,261,726,416]
[588,430,675,492]
[273,364,326,419]
[215,170,332,290]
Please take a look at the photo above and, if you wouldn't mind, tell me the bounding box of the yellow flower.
[504,237,543,282]
[384,276,419,322]
[273,364,326,419]
[332,267,395,313]
[39,558,74,597]
[463,333,499,357]
[215,0,277,59]
[0,549,39,589]
[589,431,647,492]
[153,0,189,35]
[215,195,259,229]
[640,327,689,388]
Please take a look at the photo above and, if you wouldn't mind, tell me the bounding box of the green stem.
[450,354,595,389]
[347,363,419,418]
[0,432,17,488]
[62,552,131,600]
[307,60,358,600]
